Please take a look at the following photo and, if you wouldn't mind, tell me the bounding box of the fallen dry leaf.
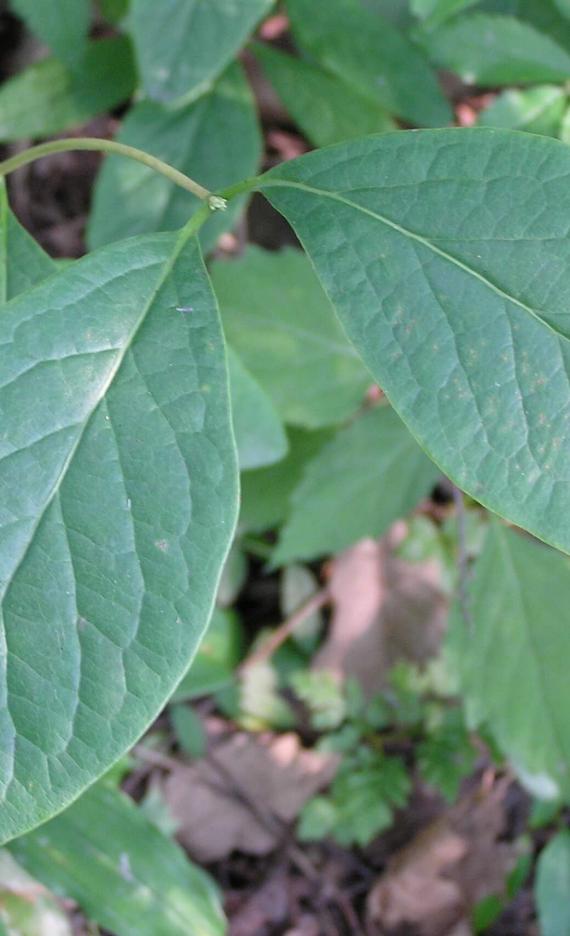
[367,782,516,936]
[314,526,447,695]
[163,732,338,861]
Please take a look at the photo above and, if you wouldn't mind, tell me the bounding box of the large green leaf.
[0,228,238,843]
[0,37,136,142]
[9,783,226,936]
[256,128,570,555]
[286,0,451,127]
[88,62,261,253]
[227,346,288,470]
[476,85,566,136]
[450,523,570,798]
[535,831,570,936]
[212,246,371,429]
[254,44,395,148]
[423,14,570,84]
[129,0,273,103]
[9,0,90,69]
[273,406,439,564]
[0,184,55,301]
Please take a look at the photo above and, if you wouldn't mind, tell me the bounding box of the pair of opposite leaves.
[1,126,568,843]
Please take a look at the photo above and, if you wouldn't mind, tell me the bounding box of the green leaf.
[477,85,566,136]
[274,407,439,564]
[423,14,570,84]
[0,183,55,301]
[418,707,476,802]
[476,0,570,50]
[535,830,570,936]
[0,37,136,142]
[411,0,478,28]
[88,62,261,254]
[0,230,238,843]
[286,0,452,127]
[239,427,333,532]
[0,851,72,935]
[212,246,371,429]
[554,0,570,17]
[259,128,570,555]
[227,346,288,471]
[129,0,273,104]
[100,0,130,23]
[173,609,242,702]
[319,749,411,846]
[170,704,206,758]
[9,0,90,69]
[254,43,396,148]
[449,523,570,798]
[9,783,226,936]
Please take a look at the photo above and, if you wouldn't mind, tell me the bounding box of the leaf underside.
[0,229,238,843]
[261,128,570,555]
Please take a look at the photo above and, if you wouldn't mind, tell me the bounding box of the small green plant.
[293,664,476,846]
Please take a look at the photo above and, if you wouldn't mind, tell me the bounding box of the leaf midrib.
[259,178,569,346]
[0,230,189,607]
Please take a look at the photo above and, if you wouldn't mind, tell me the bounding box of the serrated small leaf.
[259,128,570,555]
[254,43,395,148]
[286,0,451,127]
[9,0,90,69]
[274,406,439,564]
[129,0,273,103]
[0,37,136,142]
[423,14,570,84]
[535,830,570,936]
[0,229,238,842]
[88,62,261,254]
[212,247,371,429]
[9,784,225,936]
[449,523,570,797]
[227,346,288,471]
[477,85,566,136]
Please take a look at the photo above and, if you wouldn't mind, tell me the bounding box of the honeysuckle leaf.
[423,13,570,84]
[273,406,439,564]
[9,0,90,69]
[129,0,273,104]
[259,128,570,554]
[254,44,396,148]
[449,523,570,798]
[0,226,238,843]
[0,37,136,142]
[9,783,226,936]
[212,246,371,429]
[286,0,452,127]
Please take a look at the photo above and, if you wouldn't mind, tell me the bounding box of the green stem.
[0,137,215,204]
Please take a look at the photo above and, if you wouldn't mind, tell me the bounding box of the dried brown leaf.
[314,527,447,694]
[163,732,338,861]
